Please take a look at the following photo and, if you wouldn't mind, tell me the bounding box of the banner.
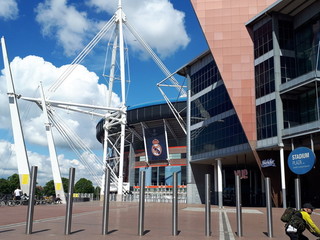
[144,126,168,161]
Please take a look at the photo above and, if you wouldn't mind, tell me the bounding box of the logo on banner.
[261,159,276,168]
[144,126,168,161]
[151,139,162,156]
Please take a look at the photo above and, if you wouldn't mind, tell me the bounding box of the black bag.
[289,212,306,232]
[281,207,306,232]
[281,207,296,222]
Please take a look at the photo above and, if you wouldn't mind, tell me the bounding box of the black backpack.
[281,207,306,232]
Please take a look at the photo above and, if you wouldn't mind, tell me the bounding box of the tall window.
[295,17,320,75]
[256,100,277,139]
[190,62,221,95]
[254,20,273,59]
[279,20,294,50]
[255,58,275,98]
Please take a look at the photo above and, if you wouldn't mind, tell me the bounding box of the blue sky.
[0,0,208,186]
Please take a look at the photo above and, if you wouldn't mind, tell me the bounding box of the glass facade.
[279,20,294,50]
[254,20,273,59]
[280,56,296,83]
[255,57,275,98]
[134,153,186,186]
[283,85,320,127]
[295,16,320,75]
[135,166,186,186]
[256,100,277,139]
[254,19,277,140]
[190,58,247,156]
[191,85,233,125]
[254,14,320,139]
[190,61,220,95]
[191,114,247,155]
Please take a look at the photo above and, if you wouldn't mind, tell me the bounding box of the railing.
[108,186,187,203]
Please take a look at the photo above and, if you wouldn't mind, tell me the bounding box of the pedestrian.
[286,203,320,240]
[55,194,62,204]
[13,187,22,201]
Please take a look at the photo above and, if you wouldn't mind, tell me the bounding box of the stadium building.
[181,0,320,207]
[96,0,320,207]
[96,100,187,197]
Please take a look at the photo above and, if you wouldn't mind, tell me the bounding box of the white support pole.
[100,127,109,199]
[280,146,286,208]
[1,37,30,194]
[213,162,218,205]
[115,0,127,200]
[141,124,149,163]
[216,158,223,208]
[39,82,66,204]
[117,118,126,199]
[107,31,119,108]
[163,120,170,161]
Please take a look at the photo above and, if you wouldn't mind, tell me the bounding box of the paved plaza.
[1,201,320,240]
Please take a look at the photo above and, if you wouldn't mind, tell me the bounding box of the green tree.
[43,177,69,196]
[43,180,55,196]
[62,177,69,192]
[0,178,10,194]
[7,173,20,193]
[35,186,44,199]
[74,178,94,193]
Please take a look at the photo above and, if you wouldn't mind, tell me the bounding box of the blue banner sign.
[288,147,316,175]
[144,126,168,161]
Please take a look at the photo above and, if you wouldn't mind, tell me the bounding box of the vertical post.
[295,177,301,210]
[26,166,38,234]
[205,174,211,236]
[216,159,223,208]
[265,177,273,237]
[65,167,75,235]
[280,146,287,208]
[235,175,242,237]
[172,172,178,236]
[138,171,145,236]
[213,163,218,205]
[102,168,111,235]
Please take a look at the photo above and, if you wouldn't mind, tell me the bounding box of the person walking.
[286,203,320,240]
[13,187,22,200]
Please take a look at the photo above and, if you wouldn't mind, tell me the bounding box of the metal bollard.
[102,168,111,235]
[205,174,211,236]
[26,166,38,234]
[138,171,145,236]
[235,175,242,237]
[65,167,75,235]
[295,177,301,210]
[265,177,273,237]
[172,172,178,236]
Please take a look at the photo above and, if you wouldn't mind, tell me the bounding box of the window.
[254,20,273,59]
[256,100,277,139]
[255,58,275,98]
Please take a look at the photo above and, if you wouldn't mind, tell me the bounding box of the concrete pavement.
[1,201,319,239]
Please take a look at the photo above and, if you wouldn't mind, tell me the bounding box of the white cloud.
[0,0,19,20]
[0,55,120,185]
[35,0,190,58]
[35,0,96,56]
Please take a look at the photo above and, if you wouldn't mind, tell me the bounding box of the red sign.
[234,169,248,179]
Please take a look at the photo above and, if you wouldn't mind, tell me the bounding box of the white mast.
[110,0,127,199]
[39,82,66,204]
[1,36,30,194]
